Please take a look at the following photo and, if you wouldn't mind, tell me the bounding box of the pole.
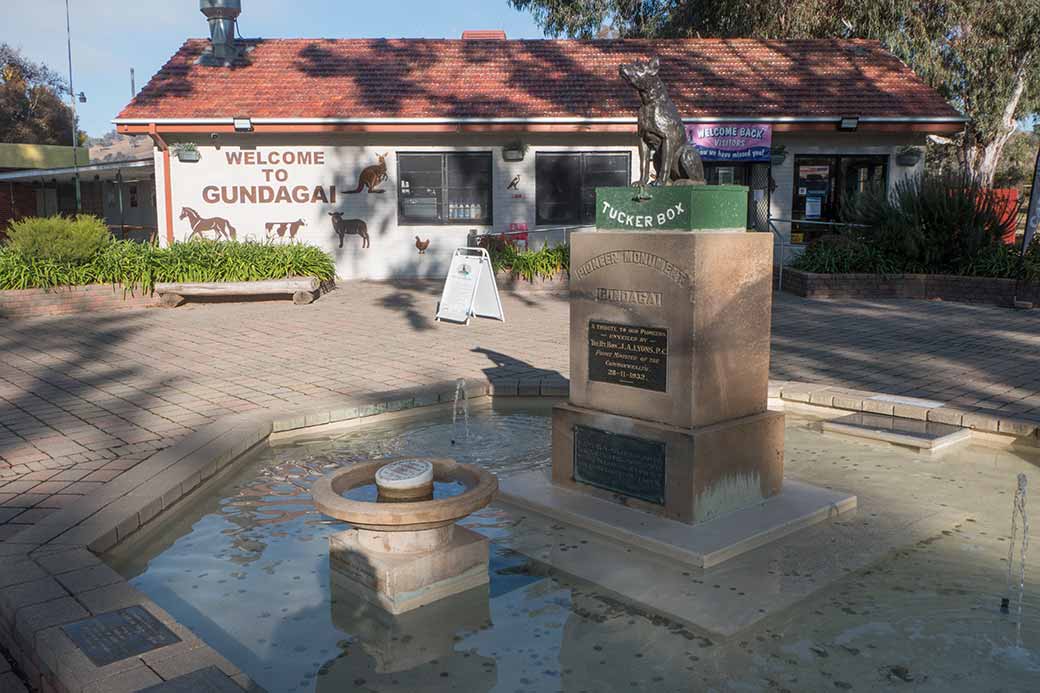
[65,0,81,213]
[130,67,135,98]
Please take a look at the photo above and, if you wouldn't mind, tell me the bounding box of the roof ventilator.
[199,0,243,66]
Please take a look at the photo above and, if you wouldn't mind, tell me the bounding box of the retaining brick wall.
[495,271,569,294]
[0,284,160,319]
[781,268,1040,307]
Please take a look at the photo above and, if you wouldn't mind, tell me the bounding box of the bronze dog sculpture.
[619,57,705,188]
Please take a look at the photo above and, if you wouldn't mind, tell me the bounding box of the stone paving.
[1,282,1039,545]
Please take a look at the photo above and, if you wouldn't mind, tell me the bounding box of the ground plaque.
[140,666,242,692]
[62,606,181,667]
[573,425,666,504]
[587,320,667,392]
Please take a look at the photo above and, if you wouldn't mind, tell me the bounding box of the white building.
[114,25,963,280]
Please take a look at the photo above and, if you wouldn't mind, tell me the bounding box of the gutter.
[113,115,967,126]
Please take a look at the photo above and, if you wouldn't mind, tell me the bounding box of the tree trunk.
[962,59,1029,187]
[963,130,1017,187]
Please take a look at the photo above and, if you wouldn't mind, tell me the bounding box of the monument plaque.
[573,425,666,504]
[62,606,181,666]
[587,320,667,392]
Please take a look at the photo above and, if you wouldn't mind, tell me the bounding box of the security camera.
[210,133,220,140]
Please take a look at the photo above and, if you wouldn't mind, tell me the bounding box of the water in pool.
[107,400,1039,692]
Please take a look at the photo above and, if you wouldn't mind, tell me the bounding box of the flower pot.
[895,150,921,167]
[177,150,200,162]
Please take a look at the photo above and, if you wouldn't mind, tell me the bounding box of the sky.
[3,0,547,137]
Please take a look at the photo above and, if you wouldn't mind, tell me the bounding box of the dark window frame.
[396,151,493,226]
[791,153,889,243]
[535,151,632,226]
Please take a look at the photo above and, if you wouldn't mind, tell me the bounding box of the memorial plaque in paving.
[140,666,242,692]
[62,605,181,666]
[573,425,666,504]
[587,321,667,392]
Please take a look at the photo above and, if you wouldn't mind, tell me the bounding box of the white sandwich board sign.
[435,247,505,325]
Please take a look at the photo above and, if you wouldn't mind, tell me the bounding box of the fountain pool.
[106,399,1039,692]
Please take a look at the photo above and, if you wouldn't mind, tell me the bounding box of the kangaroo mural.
[329,212,370,249]
[342,153,389,194]
[180,207,237,241]
[265,219,306,243]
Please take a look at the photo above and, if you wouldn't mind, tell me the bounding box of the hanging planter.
[896,147,922,167]
[502,140,528,162]
[173,143,201,162]
[770,145,787,166]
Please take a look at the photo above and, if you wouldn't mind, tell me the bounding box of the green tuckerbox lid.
[595,185,749,231]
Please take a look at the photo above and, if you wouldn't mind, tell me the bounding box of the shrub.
[841,172,1015,274]
[483,238,569,281]
[791,233,901,274]
[4,215,111,263]
[0,240,336,291]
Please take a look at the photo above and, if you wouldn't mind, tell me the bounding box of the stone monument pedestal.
[500,185,855,577]
[557,228,782,523]
[552,404,784,524]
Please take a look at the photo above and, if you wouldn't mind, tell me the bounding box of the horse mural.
[180,207,237,241]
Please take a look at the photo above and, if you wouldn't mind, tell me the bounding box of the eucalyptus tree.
[510,0,1040,185]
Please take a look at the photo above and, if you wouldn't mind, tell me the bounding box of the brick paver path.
[2,283,1039,539]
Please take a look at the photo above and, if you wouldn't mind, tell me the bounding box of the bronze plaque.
[573,425,666,504]
[588,320,667,392]
[62,606,181,667]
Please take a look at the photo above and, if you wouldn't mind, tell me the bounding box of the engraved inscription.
[573,425,666,504]
[62,606,181,667]
[588,320,667,392]
[574,250,691,288]
[596,287,663,307]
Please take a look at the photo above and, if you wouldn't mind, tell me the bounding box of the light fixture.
[838,116,859,131]
[77,91,86,103]
[233,116,253,132]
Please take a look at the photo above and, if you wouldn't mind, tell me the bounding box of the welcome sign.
[685,124,772,162]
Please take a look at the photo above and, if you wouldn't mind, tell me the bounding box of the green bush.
[840,172,1014,273]
[0,240,336,292]
[5,215,111,263]
[483,240,569,281]
[791,233,901,274]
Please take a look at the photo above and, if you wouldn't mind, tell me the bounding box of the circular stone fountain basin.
[312,457,498,536]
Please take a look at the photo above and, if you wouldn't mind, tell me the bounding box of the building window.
[535,152,631,226]
[129,184,139,208]
[397,152,492,225]
[792,155,887,243]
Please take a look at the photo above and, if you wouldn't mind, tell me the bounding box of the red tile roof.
[116,38,961,123]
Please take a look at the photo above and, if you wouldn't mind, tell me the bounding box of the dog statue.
[619,57,705,188]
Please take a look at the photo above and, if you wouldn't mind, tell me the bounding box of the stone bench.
[155,277,322,307]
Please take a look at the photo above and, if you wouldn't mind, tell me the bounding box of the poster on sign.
[685,124,772,162]
[435,248,505,325]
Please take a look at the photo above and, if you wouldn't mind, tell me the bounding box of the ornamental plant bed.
[494,269,569,294]
[780,267,1040,307]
